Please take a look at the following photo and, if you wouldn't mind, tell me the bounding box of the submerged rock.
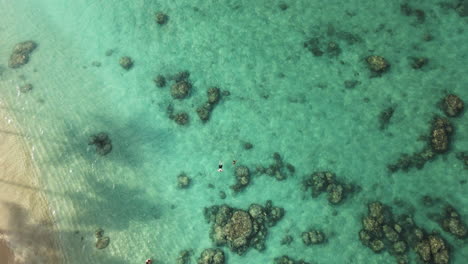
[8,41,37,68]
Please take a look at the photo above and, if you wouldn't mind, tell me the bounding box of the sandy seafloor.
[0,0,467,263]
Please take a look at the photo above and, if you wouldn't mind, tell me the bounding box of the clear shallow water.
[0,0,467,263]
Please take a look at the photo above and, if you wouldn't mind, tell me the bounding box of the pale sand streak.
[0,104,63,263]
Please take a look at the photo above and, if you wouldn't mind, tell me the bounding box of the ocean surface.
[0,0,467,263]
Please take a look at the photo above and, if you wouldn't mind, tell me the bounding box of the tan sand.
[0,105,63,263]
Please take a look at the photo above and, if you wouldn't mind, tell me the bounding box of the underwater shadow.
[44,110,173,170]
[0,201,130,264]
[65,171,159,231]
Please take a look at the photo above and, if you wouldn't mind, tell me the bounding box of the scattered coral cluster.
[359,201,452,264]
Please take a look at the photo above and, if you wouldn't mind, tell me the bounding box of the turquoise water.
[0,0,467,263]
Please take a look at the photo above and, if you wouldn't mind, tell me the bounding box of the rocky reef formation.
[88,132,112,156]
[359,201,452,264]
[302,171,355,205]
[197,248,224,264]
[203,201,284,255]
[95,228,110,249]
[273,255,310,264]
[9,41,37,68]
[255,152,295,181]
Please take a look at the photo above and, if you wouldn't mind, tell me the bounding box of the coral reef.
[197,248,224,264]
[155,12,169,25]
[19,83,33,93]
[203,201,284,255]
[280,235,293,245]
[88,132,112,156]
[196,87,222,123]
[439,206,467,239]
[174,112,189,126]
[119,56,133,70]
[455,151,468,168]
[409,57,428,69]
[154,74,166,88]
[177,249,192,264]
[243,142,253,150]
[230,166,250,192]
[177,173,191,189]
[301,230,326,245]
[379,106,395,130]
[366,55,390,75]
[302,171,355,205]
[255,152,295,181]
[171,80,192,99]
[359,201,452,264]
[441,94,464,117]
[273,255,310,264]
[388,115,454,172]
[430,116,453,153]
[9,41,37,68]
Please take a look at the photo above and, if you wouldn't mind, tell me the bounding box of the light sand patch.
[0,103,62,263]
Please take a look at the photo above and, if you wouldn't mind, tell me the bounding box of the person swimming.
[232,160,237,165]
[218,161,223,172]
[145,259,152,264]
